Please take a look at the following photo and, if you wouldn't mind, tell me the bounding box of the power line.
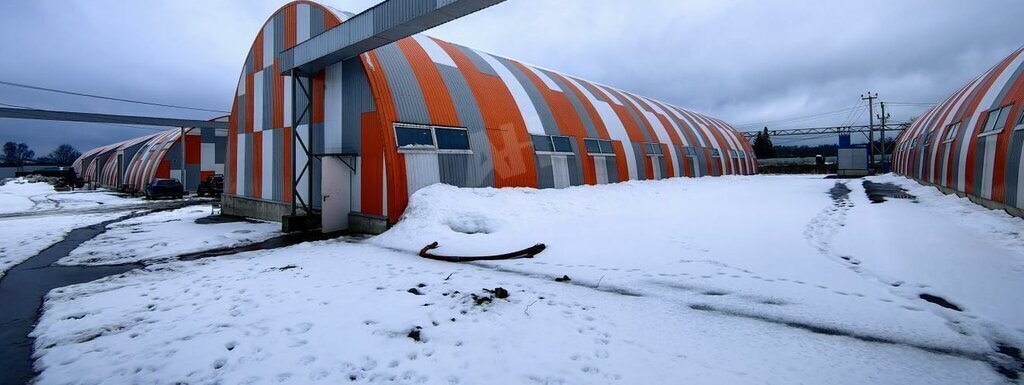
[735,105,869,128]
[0,80,229,114]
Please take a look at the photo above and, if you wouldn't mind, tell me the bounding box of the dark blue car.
[145,178,184,200]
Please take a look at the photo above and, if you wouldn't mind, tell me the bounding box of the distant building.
[893,47,1024,216]
[222,1,758,232]
[72,123,226,193]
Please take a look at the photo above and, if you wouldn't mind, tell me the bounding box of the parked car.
[196,174,224,197]
[145,178,184,200]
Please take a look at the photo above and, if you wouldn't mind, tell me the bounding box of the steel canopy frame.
[0,107,228,129]
[278,0,507,75]
[741,122,911,139]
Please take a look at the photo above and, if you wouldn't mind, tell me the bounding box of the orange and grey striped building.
[72,124,227,193]
[223,1,757,231]
[893,47,1024,215]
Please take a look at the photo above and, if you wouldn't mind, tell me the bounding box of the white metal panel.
[263,21,274,69]
[201,143,215,170]
[404,152,440,195]
[552,155,570,188]
[524,65,560,92]
[253,70,264,132]
[322,157,351,233]
[236,134,247,194]
[981,136,997,199]
[262,131,274,200]
[594,157,608,184]
[324,62,344,153]
[477,50,546,135]
[644,97,691,146]
[594,84,623,106]
[297,4,311,43]
[284,75,292,127]
[651,157,662,179]
[412,35,457,67]
[352,157,362,212]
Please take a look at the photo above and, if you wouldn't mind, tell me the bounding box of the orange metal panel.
[360,112,384,216]
[185,135,201,164]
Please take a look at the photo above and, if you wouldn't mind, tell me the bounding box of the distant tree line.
[1,142,81,168]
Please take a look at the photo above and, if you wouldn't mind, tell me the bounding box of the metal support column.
[290,71,315,216]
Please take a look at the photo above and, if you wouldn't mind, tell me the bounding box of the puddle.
[918,293,963,311]
[863,181,916,203]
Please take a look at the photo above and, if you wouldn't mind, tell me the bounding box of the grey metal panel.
[544,69,597,138]
[279,0,506,74]
[167,141,182,170]
[311,123,324,209]
[274,12,284,66]
[454,45,496,76]
[200,127,214,142]
[295,77,311,126]
[438,153,470,187]
[567,154,582,186]
[310,7,325,37]
[673,145,685,176]
[244,132,253,197]
[342,58,375,154]
[631,142,647,180]
[437,65,492,187]
[497,57,559,135]
[1004,130,1024,207]
[375,43,431,124]
[604,156,619,183]
[535,155,554,189]
[263,66,273,131]
[186,164,200,190]
[235,95,246,134]
[213,136,227,164]
[0,107,229,129]
[568,139,583,186]
[658,155,668,179]
[972,139,987,194]
[245,52,254,75]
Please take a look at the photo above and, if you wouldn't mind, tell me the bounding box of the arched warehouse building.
[223,1,758,232]
[73,124,227,193]
[893,47,1024,216]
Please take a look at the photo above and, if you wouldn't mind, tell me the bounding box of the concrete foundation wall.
[910,178,1024,219]
[349,212,389,235]
[221,194,292,222]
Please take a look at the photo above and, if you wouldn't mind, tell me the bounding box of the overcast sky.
[2,0,1023,154]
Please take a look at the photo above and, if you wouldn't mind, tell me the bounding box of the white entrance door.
[322,156,352,233]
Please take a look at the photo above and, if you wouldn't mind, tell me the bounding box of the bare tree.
[2,142,35,168]
[47,144,82,166]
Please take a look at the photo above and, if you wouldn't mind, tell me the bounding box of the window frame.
[394,122,473,154]
[710,148,721,158]
[643,142,664,156]
[1016,106,1024,131]
[583,138,616,156]
[943,122,960,143]
[978,104,1014,137]
[531,134,575,155]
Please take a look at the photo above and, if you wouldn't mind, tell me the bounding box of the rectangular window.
[683,146,697,156]
[943,122,960,142]
[739,150,746,158]
[980,104,1014,136]
[644,143,663,155]
[396,125,433,147]
[552,136,573,153]
[1018,108,1024,129]
[435,127,470,150]
[531,135,555,152]
[710,148,721,157]
[583,138,616,155]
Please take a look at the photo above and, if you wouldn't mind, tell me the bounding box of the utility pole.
[861,92,878,171]
[877,102,890,172]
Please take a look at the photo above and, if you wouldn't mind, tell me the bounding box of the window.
[643,143,663,155]
[531,135,574,154]
[738,150,746,158]
[435,128,470,150]
[396,125,433,147]
[583,138,616,155]
[710,148,721,157]
[980,104,1014,136]
[943,122,960,143]
[395,123,471,151]
[551,136,573,153]
[1017,108,1024,130]
[683,146,698,156]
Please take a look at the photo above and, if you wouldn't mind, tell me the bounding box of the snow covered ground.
[0,178,141,278]
[0,178,141,215]
[28,175,1024,384]
[58,206,280,266]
